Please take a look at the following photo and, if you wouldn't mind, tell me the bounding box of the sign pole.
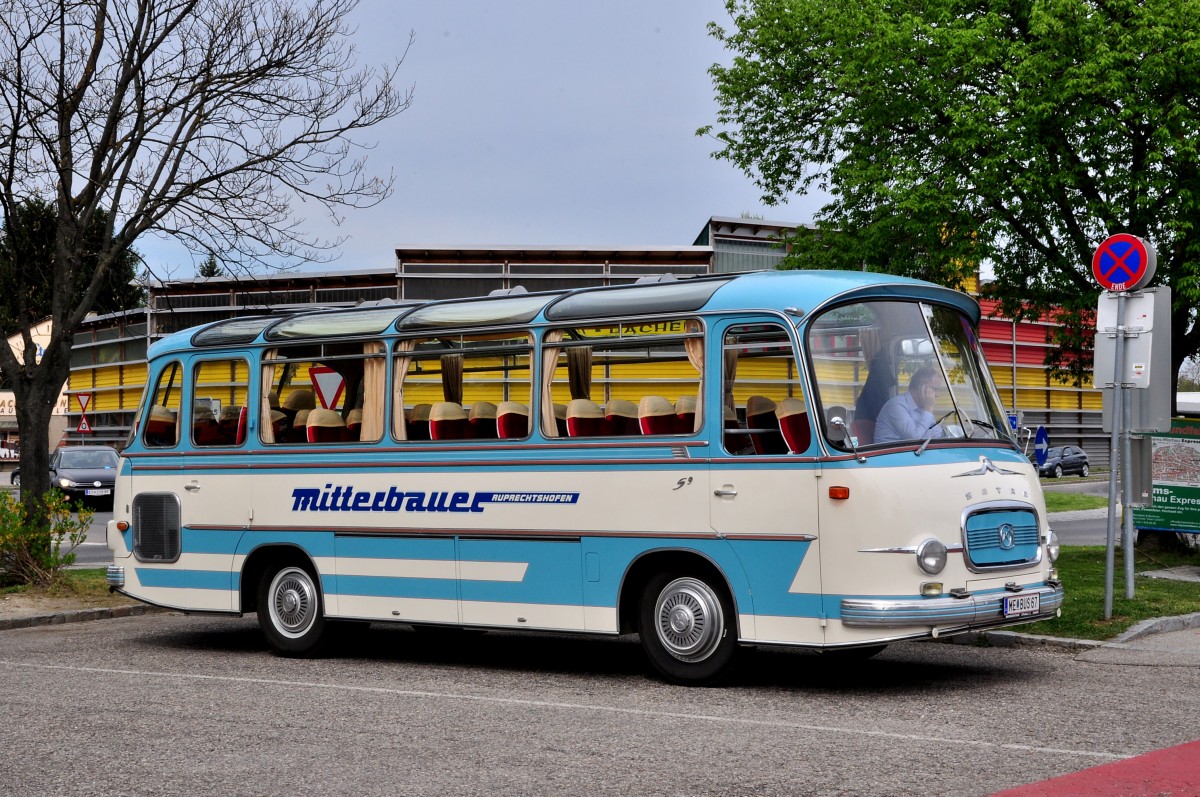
[1122,416,1136,598]
[1092,234,1156,619]
[1103,292,1126,619]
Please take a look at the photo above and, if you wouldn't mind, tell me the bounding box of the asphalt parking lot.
[3,612,1199,797]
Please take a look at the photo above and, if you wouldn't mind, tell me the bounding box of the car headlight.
[58,478,77,488]
[1047,530,1060,563]
[916,539,948,575]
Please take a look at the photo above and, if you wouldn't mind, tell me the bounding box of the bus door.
[175,354,255,611]
[709,319,823,645]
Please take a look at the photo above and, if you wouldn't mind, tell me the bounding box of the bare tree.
[0,0,412,520]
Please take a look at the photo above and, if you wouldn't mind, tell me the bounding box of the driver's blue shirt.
[874,391,943,444]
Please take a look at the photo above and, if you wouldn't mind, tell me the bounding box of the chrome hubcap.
[655,577,724,663]
[270,568,315,637]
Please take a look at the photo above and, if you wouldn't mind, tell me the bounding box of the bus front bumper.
[840,583,1063,628]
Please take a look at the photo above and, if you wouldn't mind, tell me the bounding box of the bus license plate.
[1003,593,1040,618]
[85,489,111,496]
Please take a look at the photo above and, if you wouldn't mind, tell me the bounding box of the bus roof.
[150,270,979,358]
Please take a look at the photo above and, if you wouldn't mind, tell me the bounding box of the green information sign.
[1133,419,1200,533]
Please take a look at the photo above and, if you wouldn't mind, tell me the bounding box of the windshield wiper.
[964,418,1000,438]
[916,410,956,457]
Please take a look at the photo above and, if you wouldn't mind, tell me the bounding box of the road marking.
[0,658,1127,761]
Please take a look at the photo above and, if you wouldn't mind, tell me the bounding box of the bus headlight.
[916,539,948,575]
[1047,530,1060,563]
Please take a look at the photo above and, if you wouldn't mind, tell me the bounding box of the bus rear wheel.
[258,562,327,656]
[639,572,737,685]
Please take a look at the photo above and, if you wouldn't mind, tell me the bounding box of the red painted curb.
[989,739,1200,796]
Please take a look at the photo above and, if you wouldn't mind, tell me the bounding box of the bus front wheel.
[258,563,327,656]
[639,572,737,685]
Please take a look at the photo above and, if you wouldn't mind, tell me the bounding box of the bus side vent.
[132,493,182,564]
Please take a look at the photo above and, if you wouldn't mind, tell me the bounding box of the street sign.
[76,394,92,434]
[308,366,345,410]
[1007,413,1018,431]
[1091,233,1157,291]
[1034,426,1050,466]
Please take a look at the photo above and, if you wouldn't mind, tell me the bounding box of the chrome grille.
[962,505,1041,571]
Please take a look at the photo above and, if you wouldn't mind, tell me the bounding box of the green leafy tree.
[702,0,1200,401]
[0,0,411,531]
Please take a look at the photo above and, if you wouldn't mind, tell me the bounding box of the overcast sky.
[142,1,825,276]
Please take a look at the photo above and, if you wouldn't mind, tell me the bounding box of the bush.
[0,490,93,587]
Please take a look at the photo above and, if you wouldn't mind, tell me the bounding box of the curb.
[946,611,1200,652]
[0,603,168,632]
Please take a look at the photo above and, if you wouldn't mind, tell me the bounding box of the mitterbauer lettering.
[289,485,580,513]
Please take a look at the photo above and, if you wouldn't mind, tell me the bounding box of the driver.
[874,367,946,445]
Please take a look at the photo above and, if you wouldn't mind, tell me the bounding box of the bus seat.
[675,395,697,434]
[192,407,221,446]
[723,405,749,454]
[855,353,893,423]
[553,403,568,437]
[497,401,529,439]
[288,409,311,443]
[746,395,787,455]
[282,388,316,426]
[217,406,244,445]
[850,419,875,446]
[429,402,468,440]
[638,395,676,435]
[566,399,605,437]
[776,398,810,453]
[604,399,639,436]
[307,408,345,443]
[407,403,432,440]
[345,408,362,440]
[145,405,178,447]
[468,401,499,439]
[268,410,288,442]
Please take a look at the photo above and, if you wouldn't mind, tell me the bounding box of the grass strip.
[1020,546,1200,640]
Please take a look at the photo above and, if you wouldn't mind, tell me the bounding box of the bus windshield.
[808,299,1013,448]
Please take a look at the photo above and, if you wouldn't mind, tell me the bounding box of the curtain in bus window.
[540,329,565,437]
[392,339,416,441]
[360,342,385,442]
[684,320,705,433]
[722,349,739,416]
[440,353,464,405]
[260,350,277,444]
[567,346,592,400]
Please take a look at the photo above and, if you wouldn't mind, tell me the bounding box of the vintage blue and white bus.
[106,270,1062,683]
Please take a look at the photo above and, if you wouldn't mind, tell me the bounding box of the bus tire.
[258,562,327,656]
[639,572,737,685]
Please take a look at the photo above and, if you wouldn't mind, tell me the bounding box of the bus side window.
[541,320,703,438]
[393,333,532,441]
[191,358,250,447]
[722,324,808,455]
[143,361,183,448]
[262,342,385,444]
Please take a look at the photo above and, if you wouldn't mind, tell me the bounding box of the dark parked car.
[48,445,120,508]
[1038,445,1090,478]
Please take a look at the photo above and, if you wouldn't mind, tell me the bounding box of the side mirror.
[827,415,847,443]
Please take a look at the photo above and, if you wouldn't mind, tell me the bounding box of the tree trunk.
[11,339,71,527]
